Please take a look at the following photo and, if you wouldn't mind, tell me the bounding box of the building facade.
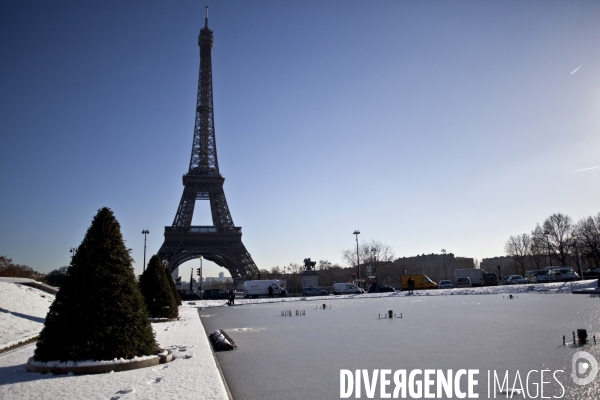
[481,256,519,279]
[394,253,475,283]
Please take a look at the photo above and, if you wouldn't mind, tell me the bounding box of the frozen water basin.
[201,293,600,399]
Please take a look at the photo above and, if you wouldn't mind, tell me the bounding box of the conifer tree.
[139,255,179,319]
[164,264,182,306]
[34,208,157,362]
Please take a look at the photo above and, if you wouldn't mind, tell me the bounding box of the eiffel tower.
[158,9,258,281]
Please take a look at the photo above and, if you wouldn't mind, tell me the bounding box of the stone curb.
[0,336,39,355]
[26,349,172,375]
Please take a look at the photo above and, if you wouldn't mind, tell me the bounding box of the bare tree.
[0,255,42,279]
[543,213,573,266]
[317,260,333,270]
[575,213,600,268]
[342,239,395,286]
[529,225,549,269]
[504,234,531,276]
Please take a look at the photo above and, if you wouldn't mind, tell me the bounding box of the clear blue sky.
[1,1,599,279]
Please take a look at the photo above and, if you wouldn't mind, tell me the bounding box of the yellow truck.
[401,274,438,290]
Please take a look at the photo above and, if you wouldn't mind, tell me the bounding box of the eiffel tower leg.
[210,189,234,228]
[172,185,197,227]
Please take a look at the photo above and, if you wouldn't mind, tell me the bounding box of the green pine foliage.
[34,208,157,362]
[139,255,179,319]
[164,265,182,306]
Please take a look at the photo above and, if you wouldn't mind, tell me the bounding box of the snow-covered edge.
[0,335,39,352]
[27,354,159,368]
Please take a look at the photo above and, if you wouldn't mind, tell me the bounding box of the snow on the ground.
[191,279,599,308]
[0,305,229,400]
[0,282,54,350]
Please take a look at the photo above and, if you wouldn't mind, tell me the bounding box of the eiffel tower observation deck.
[158,8,259,281]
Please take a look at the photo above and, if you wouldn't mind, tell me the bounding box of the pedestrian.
[268,285,274,298]
[228,289,235,306]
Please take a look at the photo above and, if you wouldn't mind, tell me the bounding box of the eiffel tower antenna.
[158,11,258,283]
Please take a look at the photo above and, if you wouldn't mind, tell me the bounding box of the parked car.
[455,277,472,288]
[501,276,511,285]
[301,287,329,296]
[505,275,528,285]
[551,268,579,282]
[178,290,201,300]
[525,270,535,282]
[367,283,395,293]
[482,273,498,286]
[532,269,556,283]
[332,283,364,295]
[438,280,454,289]
[453,269,484,286]
[201,289,230,300]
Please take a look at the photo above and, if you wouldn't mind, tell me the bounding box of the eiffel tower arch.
[158,10,259,281]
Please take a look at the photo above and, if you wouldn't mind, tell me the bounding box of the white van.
[550,267,579,282]
[532,269,556,283]
[244,280,287,298]
[332,283,364,295]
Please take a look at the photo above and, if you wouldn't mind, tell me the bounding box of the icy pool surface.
[201,294,600,399]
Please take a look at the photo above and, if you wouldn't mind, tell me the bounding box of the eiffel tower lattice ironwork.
[158,9,258,281]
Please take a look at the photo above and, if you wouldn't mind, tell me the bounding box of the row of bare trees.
[0,255,45,280]
[505,212,600,275]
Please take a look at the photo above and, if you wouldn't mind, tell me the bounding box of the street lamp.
[142,229,149,272]
[571,233,584,281]
[371,247,378,289]
[353,230,360,284]
[70,247,78,260]
[441,249,447,280]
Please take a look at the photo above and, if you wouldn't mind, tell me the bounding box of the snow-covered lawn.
[0,304,228,400]
[0,282,54,351]
[0,282,228,400]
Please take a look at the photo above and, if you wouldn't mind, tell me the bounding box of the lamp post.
[353,230,360,284]
[543,230,552,268]
[441,249,447,280]
[371,247,378,289]
[198,256,204,292]
[70,247,78,260]
[571,233,584,281]
[141,229,149,272]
